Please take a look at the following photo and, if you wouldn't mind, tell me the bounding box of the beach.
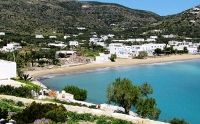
[26,54,200,78]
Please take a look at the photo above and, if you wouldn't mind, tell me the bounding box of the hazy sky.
[78,0,200,16]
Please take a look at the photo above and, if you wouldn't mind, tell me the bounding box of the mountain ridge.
[0,0,161,35]
[0,0,199,38]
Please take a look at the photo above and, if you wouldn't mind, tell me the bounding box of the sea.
[40,59,200,124]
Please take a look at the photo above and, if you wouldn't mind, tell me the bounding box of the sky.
[78,0,200,16]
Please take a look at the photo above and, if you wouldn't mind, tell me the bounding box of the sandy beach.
[26,54,200,78]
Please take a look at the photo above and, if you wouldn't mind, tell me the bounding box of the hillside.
[141,5,200,38]
[0,0,161,35]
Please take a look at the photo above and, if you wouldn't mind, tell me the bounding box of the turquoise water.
[40,59,200,124]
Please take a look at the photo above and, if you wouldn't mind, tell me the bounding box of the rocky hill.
[0,0,161,35]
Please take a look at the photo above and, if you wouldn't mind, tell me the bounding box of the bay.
[40,59,200,124]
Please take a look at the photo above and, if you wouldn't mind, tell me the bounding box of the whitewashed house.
[35,34,44,38]
[100,35,108,41]
[56,51,76,57]
[192,43,200,48]
[126,39,136,42]
[168,41,179,46]
[135,38,145,42]
[187,47,198,54]
[90,38,100,43]
[112,40,127,42]
[193,7,200,11]
[145,38,156,42]
[49,36,57,38]
[150,36,158,39]
[77,27,86,30]
[168,41,193,47]
[169,41,197,54]
[162,34,176,38]
[96,42,106,47]
[109,43,131,58]
[132,43,165,56]
[73,34,78,37]
[2,43,22,52]
[64,35,71,39]
[0,32,5,35]
[48,43,66,48]
[95,53,110,62]
[69,41,79,47]
[0,60,16,80]
[108,34,115,38]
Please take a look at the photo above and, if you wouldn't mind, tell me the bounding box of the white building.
[127,39,136,42]
[150,36,158,39]
[168,41,198,54]
[112,39,127,42]
[187,47,198,54]
[0,32,5,35]
[48,43,66,48]
[108,34,115,38]
[135,38,145,42]
[168,41,193,47]
[145,38,156,42]
[109,43,131,58]
[95,53,110,62]
[49,36,57,38]
[193,7,200,11]
[90,38,100,43]
[77,27,86,30]
[132,43,165,56]
[69,41,79,47]
[96,42,106,47]
[35,34,44,38]
[162,34,176,38]
[0,60,16,80]
[100,35,108,41]
[56,51,76,57]
[73,34,78,37]
[64,35,71,39]
[2,43,22,52]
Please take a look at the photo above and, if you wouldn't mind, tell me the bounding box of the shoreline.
[26,54,200,78]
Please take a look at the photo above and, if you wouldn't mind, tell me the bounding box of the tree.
[197,45,200,52]
[63,85,87,101]
[183,47,188,54]
[19,73,32,81]
[106,78,161,119]
[154,48,162,56]
[135,98,161,120]
[138,51,148,59]
[169,118,189,124]
[139,82,153,97]
[110,54,117,62]
[90,41,96,51]
[106,78,140,114]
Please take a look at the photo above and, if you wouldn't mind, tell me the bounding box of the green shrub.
[16,101,24,107]
[13,79,41,92]
[110,54,116,62]
[0,99,24,112]
[45,109,68,123]
[0,108,8,119]
[169,118,189,124]
[0,85,33,98]
[12,102,67,123]
[63,85,87,101]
